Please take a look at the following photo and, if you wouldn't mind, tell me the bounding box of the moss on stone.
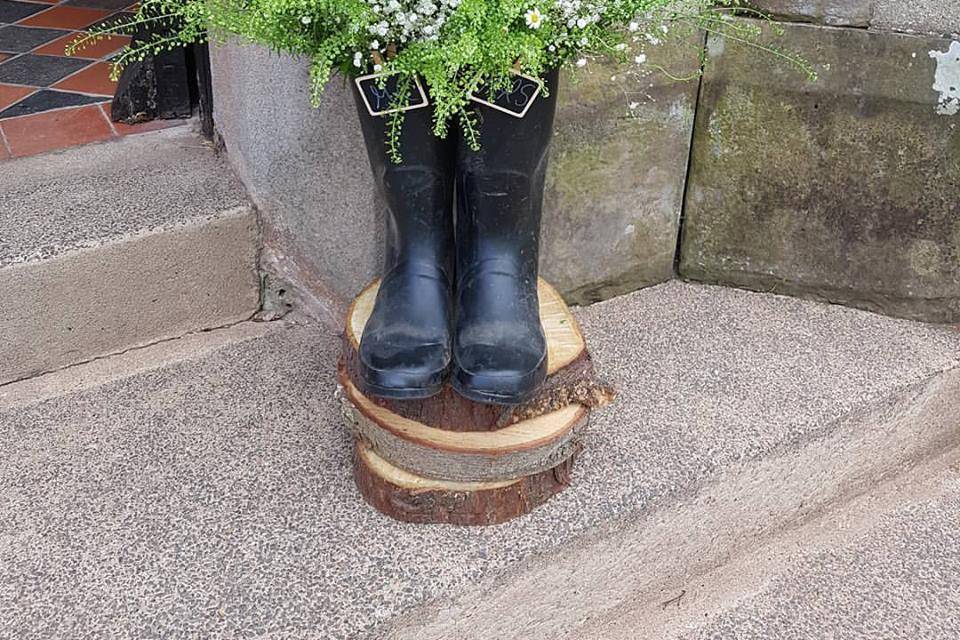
[542,38,701,303]
[681,22,960,322]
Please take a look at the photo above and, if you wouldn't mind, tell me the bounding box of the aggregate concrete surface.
[1,282,959,639]
[680,475,960,640]
[0,126,249,266]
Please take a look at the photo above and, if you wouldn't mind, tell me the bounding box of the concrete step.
[574,445,960,639]
[675,455,960,640]
[0,125,260,385]
[1,282,959,639]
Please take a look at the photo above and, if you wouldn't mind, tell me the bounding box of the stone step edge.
[0,205,262,385]
[0,205,255,270]
[579,441,960,638]
[0,319,281,410]
[383,365,960,640]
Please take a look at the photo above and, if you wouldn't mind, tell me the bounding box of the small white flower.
[634,54,647,64]
[628,21,639,32]
[373,63,383,72]
[300,15,311,25]
[576,58,587,67]
[525,8,543,29]
[370,39,380,49]
[629,101,639,110]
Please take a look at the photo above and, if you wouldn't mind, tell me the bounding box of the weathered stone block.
[747,0,873,27]
[542,38,700,305]
[680,22,960,323]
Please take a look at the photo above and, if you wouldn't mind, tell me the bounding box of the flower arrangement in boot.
[77,0,812,404]
[75,0,813,161]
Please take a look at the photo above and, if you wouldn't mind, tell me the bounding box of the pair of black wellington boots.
[353,70,559,405]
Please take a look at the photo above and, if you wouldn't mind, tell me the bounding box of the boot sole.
[450,359,547,406]
[358,380,444,401]
[358,362,448,401]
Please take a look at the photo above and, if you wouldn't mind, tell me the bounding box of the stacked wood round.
[338,279,612,526]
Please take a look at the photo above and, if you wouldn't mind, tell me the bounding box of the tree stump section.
[353,440,577,526]
[339,278,614,524]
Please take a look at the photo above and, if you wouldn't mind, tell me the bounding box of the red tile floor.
[0,0,177,159]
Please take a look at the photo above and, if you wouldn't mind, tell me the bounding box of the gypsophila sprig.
[76,0,814,160]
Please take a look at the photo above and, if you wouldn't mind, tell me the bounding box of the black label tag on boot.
[469,72,542,118]
[355,72,430,117]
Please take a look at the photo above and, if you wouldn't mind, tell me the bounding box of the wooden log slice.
[353,439,576,526]
[338,365,588,482]
[343,278,614,431]
[347,278,585,376]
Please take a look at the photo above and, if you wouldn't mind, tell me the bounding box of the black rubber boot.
[353,87,456,400]
[452,68,561,405]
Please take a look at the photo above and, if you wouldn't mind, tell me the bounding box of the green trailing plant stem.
[73,0,815,161]
[385,76,412,164]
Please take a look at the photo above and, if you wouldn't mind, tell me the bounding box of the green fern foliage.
[73,0,815,160]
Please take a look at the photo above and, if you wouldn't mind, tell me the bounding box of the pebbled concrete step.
[577,446,960,639]
[679,464,960,639]
[0,282,959,639]
[0,125,259,385]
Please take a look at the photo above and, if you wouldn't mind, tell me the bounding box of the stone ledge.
[575,440,960,638]
[872,0,960,37]
[748,0,873,28]
[0,126,249,267]
[674,465,960,639]
[750,0,960,36]
[0,207,261,384]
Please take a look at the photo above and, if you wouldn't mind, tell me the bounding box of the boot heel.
[358,372,446,401]
[450,356,547,406]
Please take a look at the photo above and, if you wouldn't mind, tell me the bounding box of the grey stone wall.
[209,43,378,323]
